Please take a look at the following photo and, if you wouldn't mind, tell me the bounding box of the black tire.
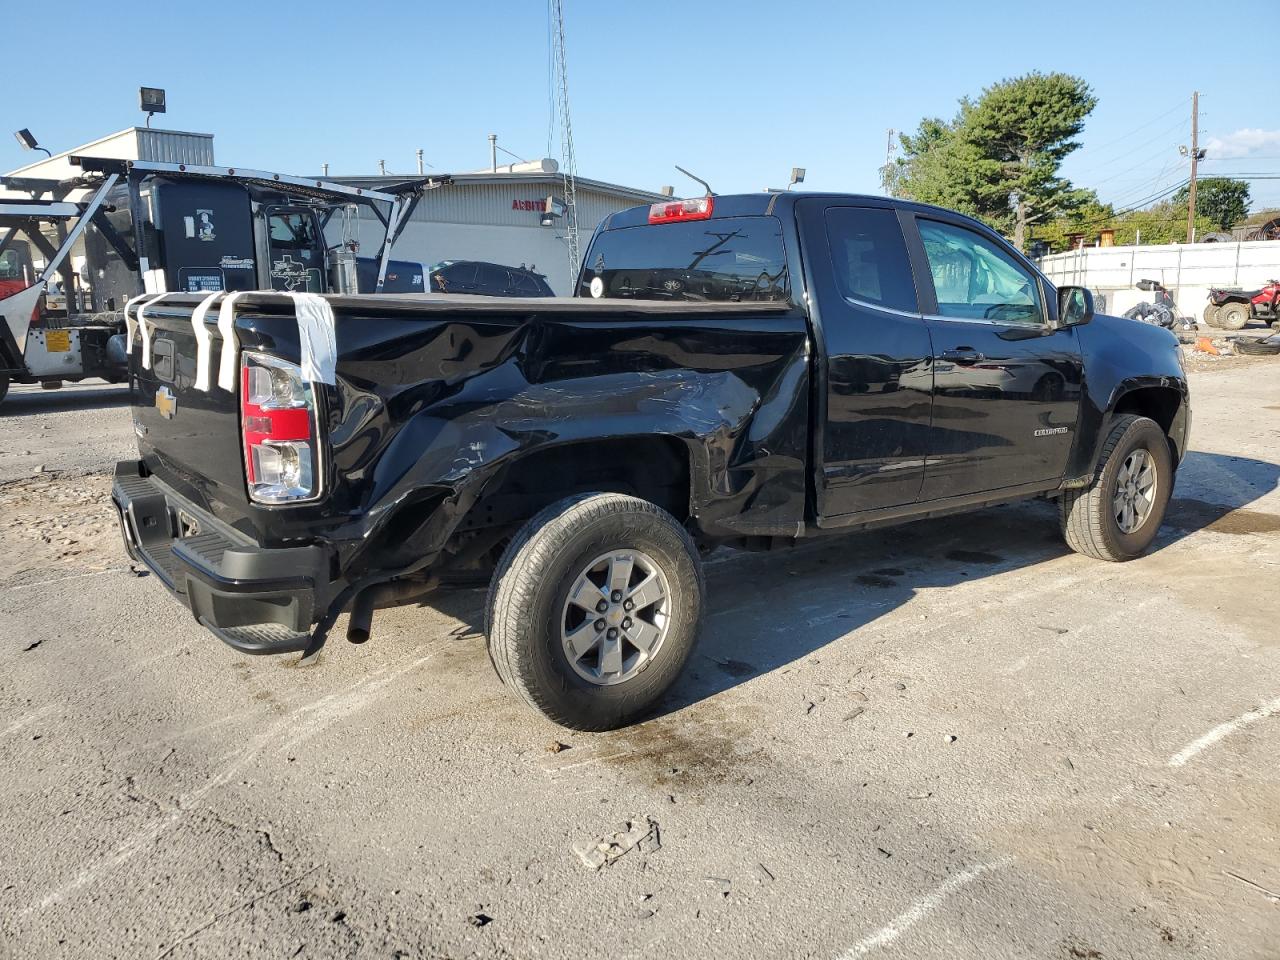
[485,492,704,731]
[1218,302,1249,330]
[1060,415,1173,562]
[0,373,8,405]
[1233,336,1280,356]
[1202,303,1221,327]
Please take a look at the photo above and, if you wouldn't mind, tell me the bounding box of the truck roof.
[598,191,993,235]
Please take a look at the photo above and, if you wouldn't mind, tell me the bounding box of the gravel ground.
[1,360,1278,960]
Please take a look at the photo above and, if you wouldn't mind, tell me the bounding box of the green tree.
[895,73,1098,249]
[1171,177,1251,231]
[1111,202,1214,246]
[1034,194,1114,251]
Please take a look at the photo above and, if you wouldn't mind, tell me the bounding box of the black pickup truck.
[112,192,1189,730]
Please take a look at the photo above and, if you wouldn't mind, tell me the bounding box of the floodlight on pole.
[14,128,51,157]
[139,87,166,128]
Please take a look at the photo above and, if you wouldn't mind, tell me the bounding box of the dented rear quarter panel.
[141,294,812,578]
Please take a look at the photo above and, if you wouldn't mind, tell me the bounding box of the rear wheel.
[1060,415,1173,562]
[1202,303,1221,327]
[1218,302,1250,330]
[485,492,704,730]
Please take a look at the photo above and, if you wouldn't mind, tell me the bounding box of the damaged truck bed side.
[113,192,1190,730]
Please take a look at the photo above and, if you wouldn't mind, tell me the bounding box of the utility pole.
[1186,91,1199,244]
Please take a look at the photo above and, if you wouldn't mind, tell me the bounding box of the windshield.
[578,216,790,302]
[0,247,27,281]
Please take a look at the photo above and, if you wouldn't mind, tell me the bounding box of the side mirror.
[1057,285,1094,328]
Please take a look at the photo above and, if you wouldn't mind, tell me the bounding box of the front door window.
[918,220,1043,326]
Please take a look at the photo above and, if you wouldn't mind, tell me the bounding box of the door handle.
[939,348,985,364]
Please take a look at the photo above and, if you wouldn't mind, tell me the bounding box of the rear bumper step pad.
[112,460,332,649]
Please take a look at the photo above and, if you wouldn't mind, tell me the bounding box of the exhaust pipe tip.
[344,576,439,645]
[346,589,376,644]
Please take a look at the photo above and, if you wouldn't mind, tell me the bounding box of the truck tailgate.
[130,299,251,512]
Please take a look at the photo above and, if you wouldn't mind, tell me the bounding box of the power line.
[1098,159,1179,206]
[1071,116,1189,183]
[1063,178,1191,231]
[1073,97,1191,159]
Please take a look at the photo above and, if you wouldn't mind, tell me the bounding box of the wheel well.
[1113,387,1182,459]
[460,436,692,537]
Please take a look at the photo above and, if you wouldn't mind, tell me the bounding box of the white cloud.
[1203,128,1280,159]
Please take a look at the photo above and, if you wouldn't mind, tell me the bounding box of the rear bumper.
[112,461,333,653]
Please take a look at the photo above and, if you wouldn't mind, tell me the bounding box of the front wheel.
[1218,302,1250,330]
[485,492,704,730]
[1060,414,1173,561]
[1203,303,1221,327]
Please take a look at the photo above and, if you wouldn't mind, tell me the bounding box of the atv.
[1203,281,1280,330]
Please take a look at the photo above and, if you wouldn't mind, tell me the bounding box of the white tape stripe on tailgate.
[216,291,249,392]
[189,292,224,391]
[287,292,338,386]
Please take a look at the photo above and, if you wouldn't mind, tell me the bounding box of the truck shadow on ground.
[411,450,1279,720]
[0,384,131,415]
[655,449,1280,718]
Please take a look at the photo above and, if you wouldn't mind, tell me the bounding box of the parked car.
[112,192,1189,730]
[1203,281,1280,330]
[428,260,554,297]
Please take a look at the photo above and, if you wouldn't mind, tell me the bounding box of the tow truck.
[0,159,447,404]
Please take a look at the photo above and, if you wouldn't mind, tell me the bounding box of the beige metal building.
[329,163,663,294]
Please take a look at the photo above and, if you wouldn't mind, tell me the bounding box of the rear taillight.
[240,352,320,504]
[648,196,714,224]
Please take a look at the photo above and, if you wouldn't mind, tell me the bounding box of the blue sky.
[6,0,1278,211]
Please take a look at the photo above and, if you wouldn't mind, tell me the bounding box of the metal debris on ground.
[572,816,660,870]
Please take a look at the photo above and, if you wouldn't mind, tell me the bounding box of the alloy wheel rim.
[1113,448,1157,534]
[560,550,671,686]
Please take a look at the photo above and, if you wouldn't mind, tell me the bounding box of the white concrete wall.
[1037,241,1280,318]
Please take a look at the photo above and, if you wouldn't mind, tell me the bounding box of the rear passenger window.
[823,207,918,313]
[579,216,789,302]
